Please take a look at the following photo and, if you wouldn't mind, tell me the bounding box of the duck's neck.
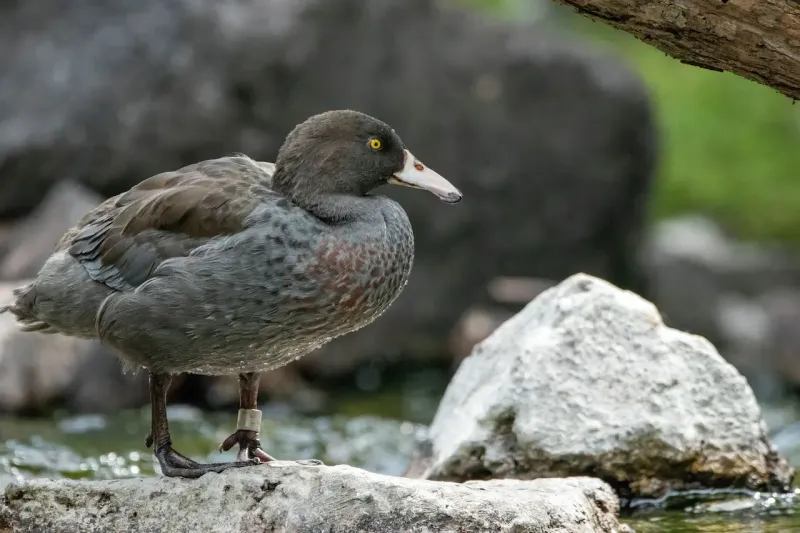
[272,166,377,224]
[297,192,380,224]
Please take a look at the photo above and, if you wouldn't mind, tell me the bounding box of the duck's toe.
[219,429,276,463]
[156,445,257,479]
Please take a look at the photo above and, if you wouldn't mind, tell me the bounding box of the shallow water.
[0,406,423,481]
[2,401,800,531]
[626,489,800,532]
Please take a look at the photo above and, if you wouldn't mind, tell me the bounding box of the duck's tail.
[1,283,58,334]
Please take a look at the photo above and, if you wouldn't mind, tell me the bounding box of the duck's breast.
[304,201,414,333]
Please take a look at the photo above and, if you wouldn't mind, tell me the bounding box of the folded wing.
[65,157,275,291]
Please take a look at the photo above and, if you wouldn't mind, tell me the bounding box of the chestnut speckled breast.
[306,205,414,333]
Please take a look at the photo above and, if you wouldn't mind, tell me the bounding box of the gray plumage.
[2,110,460,376]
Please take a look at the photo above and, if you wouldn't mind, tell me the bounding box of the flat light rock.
[0,463,625,533]
[411,273,793,499]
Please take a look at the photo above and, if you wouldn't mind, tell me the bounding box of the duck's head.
[272,110,462,211]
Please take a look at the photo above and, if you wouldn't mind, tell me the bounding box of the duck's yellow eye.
[369,138,382,150]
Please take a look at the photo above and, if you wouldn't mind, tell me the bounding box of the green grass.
[461,1,800,242]
[583,22,800,243]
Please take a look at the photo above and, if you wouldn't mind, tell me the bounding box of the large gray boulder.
[0,0,656,377]
[0,463,626,533]
[411,273,794,499]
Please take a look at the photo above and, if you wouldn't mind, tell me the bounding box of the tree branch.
[555,0,800,100]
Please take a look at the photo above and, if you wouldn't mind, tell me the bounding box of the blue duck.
[1,109,462,478]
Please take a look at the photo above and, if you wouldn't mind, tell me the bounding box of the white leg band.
[237,408,262,432]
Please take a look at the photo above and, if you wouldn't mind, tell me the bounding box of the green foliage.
[582,23,800,242]
[460,0,800,242]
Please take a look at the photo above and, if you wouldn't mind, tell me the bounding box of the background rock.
[0,282,148,414]
[0,0,657,383]
[0,181,102,281]
[0,463,625,533]
[643,215,800,399]
[412,273,793,500]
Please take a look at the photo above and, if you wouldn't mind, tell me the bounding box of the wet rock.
[0,464,625,533]
[412,273,794,499]
[0,0,657,374]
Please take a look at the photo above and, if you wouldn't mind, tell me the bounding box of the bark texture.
[556,0,800,99]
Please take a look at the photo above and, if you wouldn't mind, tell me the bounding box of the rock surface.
[411,273,794,499]
[0,0,656,377]
[0,463,625,533]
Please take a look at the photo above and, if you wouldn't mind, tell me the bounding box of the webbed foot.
[156,442,258,478]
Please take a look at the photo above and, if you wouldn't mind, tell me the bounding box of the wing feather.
[65,156,276,291]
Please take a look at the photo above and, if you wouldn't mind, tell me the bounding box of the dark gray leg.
[149,372,257,478]
[219,372,323,466]
[219,372,276,462]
